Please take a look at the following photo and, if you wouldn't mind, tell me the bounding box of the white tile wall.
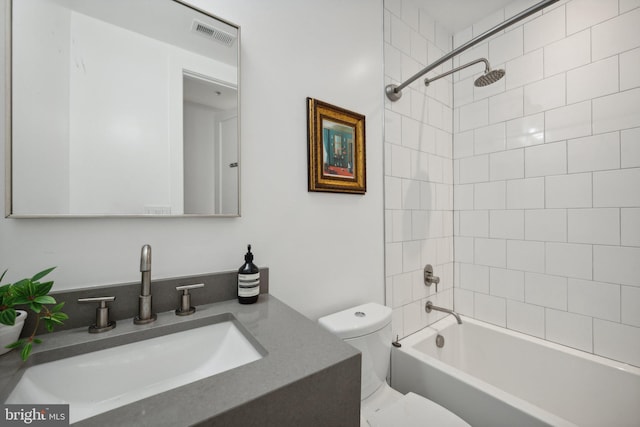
[620,48,640,91]
[475,238,506,268]
[523,5,565,52]
[568,278,621,322]
[545,173,592,208]
[490,210,524,239]
[491,267,524,301]
[525,209,567,242]
[507,240,545,273]
[525,272,567,310]
[621,208,640,247]
[475,181,506,210]
[546,309,593,352]
[567,208,620,245]
[524,74,565,115]
[567,132,620,173]
[384,1,454,339]
[490,149,524,181]
[451,0,640,367]
[506,178,544,209]
[506,113,545,149]
[621,128,640,168]
[546,242,593,279]
[594,320,640,367]
[475,123,506,155]
[490,88,524,123]
[525,142,566,177]
[622,286,640,327]
[543,30,590,76]
[593,168,640,207]
[506,49,543,90]
[474,293,506,326]
[544,101,591,142]
[593,245,640,286]
[566,0,618,35]
[591,7,640,61]
[386,0,640,367]
[593,88,640,134]
[567,56,619,104]
[506,300,545,338]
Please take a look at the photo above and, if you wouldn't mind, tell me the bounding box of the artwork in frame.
[307,98,366,194]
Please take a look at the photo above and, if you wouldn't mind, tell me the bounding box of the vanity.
[0,292,361,426]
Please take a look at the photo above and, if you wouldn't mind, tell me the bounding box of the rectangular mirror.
[6,0,240,217]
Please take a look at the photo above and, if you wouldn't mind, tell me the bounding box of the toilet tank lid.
[318,302,392,339]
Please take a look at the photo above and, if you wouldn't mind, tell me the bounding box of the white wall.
[383,0,455,340]
[452,0,640,367]
[0,0,385,320]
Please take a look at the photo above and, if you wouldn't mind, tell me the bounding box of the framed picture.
[307,98,366,194]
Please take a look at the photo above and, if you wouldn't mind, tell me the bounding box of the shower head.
[474,68,505,87]
[423,58,505,88]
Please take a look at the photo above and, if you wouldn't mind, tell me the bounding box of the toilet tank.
[318,303,392,400]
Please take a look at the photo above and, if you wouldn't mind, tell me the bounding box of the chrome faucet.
[425,300,462,324]
[134,244,156,324]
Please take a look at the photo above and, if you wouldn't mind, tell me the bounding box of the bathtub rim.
[399,315,640,375]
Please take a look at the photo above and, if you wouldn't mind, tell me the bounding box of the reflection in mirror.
[8,0,240,217]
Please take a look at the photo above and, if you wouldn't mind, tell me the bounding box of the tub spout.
[134,244,156,325]
[425,301,462,324]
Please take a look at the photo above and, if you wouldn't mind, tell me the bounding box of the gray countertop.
[0,295,360,426]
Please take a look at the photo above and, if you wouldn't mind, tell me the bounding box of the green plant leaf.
[0,269,7,283]
[28,302,42,313]
[31,267,55,282]
[20,343,32,361]
[0,308,17,325]
[52,302,65,313]
[52,312,69,322]
[34,295,56,305]
[12,296,31,305]
[35,281,54,297]
[32,338,42,344]
[5,339,24,349]
[12,278,30,289]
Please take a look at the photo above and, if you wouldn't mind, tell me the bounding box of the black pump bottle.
[238,244,260,304]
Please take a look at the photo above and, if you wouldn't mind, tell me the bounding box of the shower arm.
[385,0,559,101]
[424,58,488,86]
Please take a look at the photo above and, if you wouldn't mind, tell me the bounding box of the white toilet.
[319,302,470,427]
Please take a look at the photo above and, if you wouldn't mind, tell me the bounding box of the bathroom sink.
[6,316,264,423]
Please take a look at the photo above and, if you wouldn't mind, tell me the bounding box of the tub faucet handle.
[424,264,440,291]
[78,296,117,333]
[175,283,204,316]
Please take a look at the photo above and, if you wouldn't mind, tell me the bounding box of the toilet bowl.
[318,302,469,427]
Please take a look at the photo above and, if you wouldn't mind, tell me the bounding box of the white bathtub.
[391,316,640,427]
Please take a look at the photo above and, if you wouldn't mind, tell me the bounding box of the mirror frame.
[4,0,241,218]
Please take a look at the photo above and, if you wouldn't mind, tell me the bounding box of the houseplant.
[0,267,68,361]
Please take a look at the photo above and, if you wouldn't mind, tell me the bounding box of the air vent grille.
[191,20,236,47]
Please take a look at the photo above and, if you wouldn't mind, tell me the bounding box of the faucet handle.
[78,296,116,333]
[424,264,441,291]
[175,283,204,316]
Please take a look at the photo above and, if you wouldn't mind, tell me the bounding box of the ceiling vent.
[191,20,236,47]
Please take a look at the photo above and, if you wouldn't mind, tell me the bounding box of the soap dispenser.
[238,244,260,304]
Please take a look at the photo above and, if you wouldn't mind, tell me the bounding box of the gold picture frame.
[307,98,366,194]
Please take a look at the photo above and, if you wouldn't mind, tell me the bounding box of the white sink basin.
[6,318,263,423]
